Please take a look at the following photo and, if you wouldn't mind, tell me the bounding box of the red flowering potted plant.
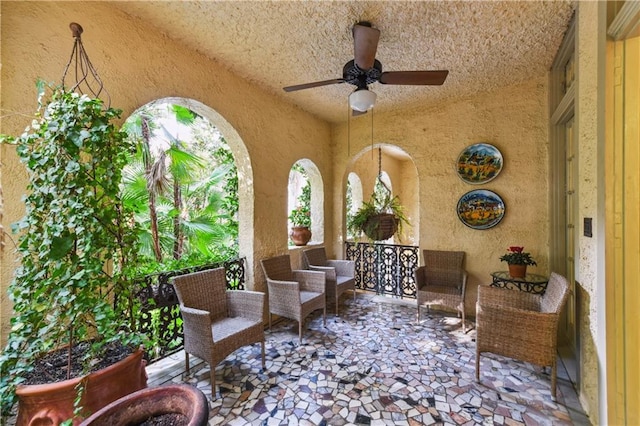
[500,246,537,278]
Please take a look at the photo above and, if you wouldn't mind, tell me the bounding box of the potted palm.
[500,246,537,278]
[0,85,147,424]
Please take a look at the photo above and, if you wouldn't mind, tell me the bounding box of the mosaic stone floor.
[147,293,590,425]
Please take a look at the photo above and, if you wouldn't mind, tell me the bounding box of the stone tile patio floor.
[147,293,590,425]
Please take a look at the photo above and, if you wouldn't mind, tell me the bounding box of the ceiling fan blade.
[379,70,449,85]
[353,22,380,70]
[283,78,345,92]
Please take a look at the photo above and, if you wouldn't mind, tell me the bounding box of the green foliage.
[121,103,240,266]
[0,85,145,417]
[499,246,537,266]
[288,166,311,228]
[347,189,409,241]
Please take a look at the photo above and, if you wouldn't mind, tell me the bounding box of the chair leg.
[323,306,326,326]
[260,341,266,369]
[461,308,466,333]
[335,293,339,316]
[299,320,303,344]
[185,351,190,375]
[475,349,480,381]
[551,360,557,401]
[211,365,216,399]
[268,312,272,331]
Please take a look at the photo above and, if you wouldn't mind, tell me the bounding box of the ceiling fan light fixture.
[349,88,376,112]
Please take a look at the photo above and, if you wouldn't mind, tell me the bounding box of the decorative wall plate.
[456,189,505,230]
[456,143,503,184]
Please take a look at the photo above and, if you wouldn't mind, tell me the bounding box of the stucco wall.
[332,77,551,315]
[0,1,332,344]
[575,1,606,421]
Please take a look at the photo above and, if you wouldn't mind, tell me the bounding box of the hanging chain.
[376,146,391,199]
[61,22,110,106]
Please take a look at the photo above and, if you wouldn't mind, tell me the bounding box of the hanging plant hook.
[61,22,111,107]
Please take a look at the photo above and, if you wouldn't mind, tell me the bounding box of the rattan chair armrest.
[227,290,265,321]
[327,260,355,277]
[179,306,213,337]
[461,270,468,293]
[477,285,541,311]
[476,302,559,340]
[308,264,336,281]
[293,269,326,293]
[267,279,300,295]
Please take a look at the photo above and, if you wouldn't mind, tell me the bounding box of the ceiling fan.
[283,21,449,114]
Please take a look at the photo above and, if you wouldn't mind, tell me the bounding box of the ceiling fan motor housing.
[343,59,382,88]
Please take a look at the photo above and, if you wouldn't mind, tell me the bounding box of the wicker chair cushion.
[212,317,261,342]
[336,275,352,286]
[419,285,462,297]
[300,290,323,304]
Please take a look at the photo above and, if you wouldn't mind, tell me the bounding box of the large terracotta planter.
[290,226,312,246]
[80,384,208,426]
[16,346,147,425]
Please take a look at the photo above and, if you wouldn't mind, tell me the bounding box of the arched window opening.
[346,173,363,240]
[121,101,240,272]
[288,160,324,245]
[345,144,418,244]
[374,171,392,201]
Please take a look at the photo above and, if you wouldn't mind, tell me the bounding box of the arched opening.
[346,172,363,241]
[288,159,324,244]
[122,97,255,283]
[344,144,419,245]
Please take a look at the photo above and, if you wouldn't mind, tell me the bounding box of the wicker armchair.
[301,247,356,315]
[171,267,266,396]
[475,272,569,400]
[415,250,467,331]
[260,254,326,342]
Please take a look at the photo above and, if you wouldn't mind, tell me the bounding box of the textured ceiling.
[114,1,575,123]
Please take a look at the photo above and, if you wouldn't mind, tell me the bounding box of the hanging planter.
[363,213,399,241]
[347,148,409,241]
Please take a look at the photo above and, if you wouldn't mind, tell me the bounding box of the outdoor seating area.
[4,2,638,423]
[147,292,588,425]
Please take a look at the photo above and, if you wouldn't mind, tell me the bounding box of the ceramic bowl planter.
[290,226,312,246]
[80,384,209,426]
[15,347,147,425]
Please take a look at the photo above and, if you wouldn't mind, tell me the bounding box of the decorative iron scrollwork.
[345,242,418,299]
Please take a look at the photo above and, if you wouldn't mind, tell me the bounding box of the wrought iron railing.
[345,242,419,299]
[129,257,246,362]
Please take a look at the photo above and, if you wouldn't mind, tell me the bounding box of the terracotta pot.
[364,213,398,241]
[16,346,147,426]
[80,384,208,426]
[290,226,312,246]
[508,264,527,278]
